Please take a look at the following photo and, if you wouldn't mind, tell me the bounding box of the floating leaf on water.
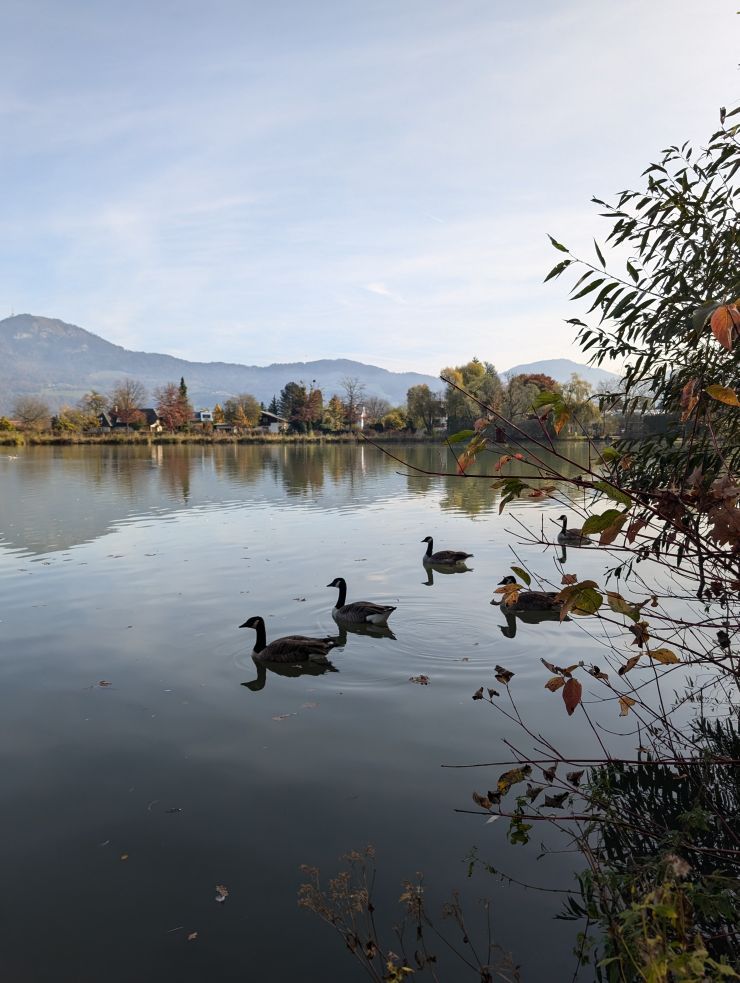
[409,675,430,685]
[215,884,229,903]
[187,931,198,942]
[120,853,129,861]
[485,815,500,824]
[97,680,112,687]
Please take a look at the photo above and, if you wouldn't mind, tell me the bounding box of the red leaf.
[710,304,740,350]
[562,677,582,716]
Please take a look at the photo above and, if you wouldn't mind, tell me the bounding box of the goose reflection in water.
[242,657,338,692]
[330,621,397,644]
[422,560,473,586]
[497,607,570,639]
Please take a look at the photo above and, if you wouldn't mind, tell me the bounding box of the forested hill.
[0,314,440,411]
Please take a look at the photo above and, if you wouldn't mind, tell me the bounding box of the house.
[97,408,163,433]
[258,410,288,434]
[192,409,213,424]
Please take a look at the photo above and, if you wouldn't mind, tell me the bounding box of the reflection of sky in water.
[0,443,645,982]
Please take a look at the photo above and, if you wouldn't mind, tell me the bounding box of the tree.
[79,390,108,417]
[268,395,279,415]
[323,394,346,432]
[500,374,540,421]
[155,382,192,431]
[381,408,407,431]
[297,385,323,433]
[442,358,502,430]
[110,378,146,429]
[212,403,225,424]
[340,377,366,429]
[13,396,50,430]
[223,393,261,428]
[406,384,444,434]
[363,396,391,427]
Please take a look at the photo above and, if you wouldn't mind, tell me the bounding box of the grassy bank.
[0,430,442,447]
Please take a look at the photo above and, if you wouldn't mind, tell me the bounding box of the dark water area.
[0,443,620,981]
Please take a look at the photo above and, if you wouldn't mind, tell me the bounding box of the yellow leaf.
[619,695,636,716]
[649,647,680,665]
[705,384,740,407]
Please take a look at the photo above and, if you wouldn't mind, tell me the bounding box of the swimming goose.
[493,575,563,613]
[327,577,396,625]
[421,536,473,566]
[555,515,592,545]
[239,616,339,664]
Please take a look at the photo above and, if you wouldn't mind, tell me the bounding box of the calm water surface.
[0,444,622,981]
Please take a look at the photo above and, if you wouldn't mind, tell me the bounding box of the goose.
[493,575,562,613]
[239,616,339,664]
[555,514,592,545]
[421,536,473,566]
[327,577,396,625]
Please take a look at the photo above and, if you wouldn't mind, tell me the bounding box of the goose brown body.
[421,535,473,566]
[240,616,338,664]
[327,578,396,625]
[494,575,562,613]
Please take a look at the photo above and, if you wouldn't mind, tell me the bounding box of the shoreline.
[0,431,442,447]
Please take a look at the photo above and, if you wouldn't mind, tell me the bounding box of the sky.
[0,0,738,375]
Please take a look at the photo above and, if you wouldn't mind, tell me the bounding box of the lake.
[0,442,621,981]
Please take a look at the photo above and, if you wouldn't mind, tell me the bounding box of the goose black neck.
[560,517,567,533]
[251,617,267,652]
[335,579,347,607]
[425,538,433,557]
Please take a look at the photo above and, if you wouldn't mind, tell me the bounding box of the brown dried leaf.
[563,677,582,716]
[629,621,650,648]
[566,770,585,786]
[705,384,740,407]
[561,573,578,585]
[472,687,484,701]
[545,676,566,692]
[544,791,569,808]
[525,783,543,802]
[494,665,514,685]
[619,695,636,716]
[215,884,229,903]
[496,765,532,795]
[618,655,641,676]
[187,931,198,942]
[409,675,430,685]
[472,791,492,810]
[541,764,557,783]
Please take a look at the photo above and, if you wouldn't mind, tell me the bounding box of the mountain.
[502,358,621,388]
[0,314,441,413]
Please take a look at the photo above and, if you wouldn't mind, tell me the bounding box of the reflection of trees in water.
[157,447,193,503]
[211,445,272,487]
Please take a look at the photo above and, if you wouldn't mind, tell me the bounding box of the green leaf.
[446,429,475,443]
[510,566,531,586]
[571,278,605,301]
[593,480,632,507]
[547,234,569,253]
[594,239,606,267]
[581,509,623,535]
[606,591,641,622]
[544,259,571,282]
[533,390,562,409]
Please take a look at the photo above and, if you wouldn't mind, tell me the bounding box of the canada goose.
[239,615,339,664]
[555,515,592,545]
[327,577,396,625]
[421,536,473,566]
[493,575,562,613]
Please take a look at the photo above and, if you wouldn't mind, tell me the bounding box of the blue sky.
[1,0,738,374]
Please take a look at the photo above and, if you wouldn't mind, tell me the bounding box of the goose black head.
[326,577,346,589]
[239,615,263,630]
[421,536,433,544]
[498,575,517,586]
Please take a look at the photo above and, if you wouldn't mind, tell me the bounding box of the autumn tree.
[79,390,108,417]
[323,394,346,432]
[13,396,51,430]
[442,359,502,431]
[223,393,261,428]
[155,382,192,431]
[212,403,225,423]
[110,378,146,429]
[363,396,391,427]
